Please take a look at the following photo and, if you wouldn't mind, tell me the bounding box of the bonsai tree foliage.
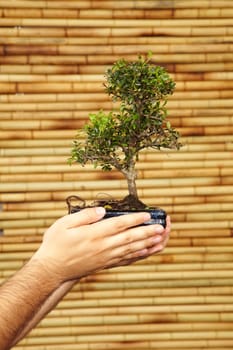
[69,53,182,209]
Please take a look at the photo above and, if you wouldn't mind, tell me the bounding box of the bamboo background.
[0,0,233,349]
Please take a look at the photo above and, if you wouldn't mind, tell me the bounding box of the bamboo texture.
[0,0,233,349]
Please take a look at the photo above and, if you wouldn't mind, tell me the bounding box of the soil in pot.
[66,194,167,228]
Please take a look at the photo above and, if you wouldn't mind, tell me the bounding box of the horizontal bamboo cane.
[52,295,233,310]
[86,273,233,291]
[13,343,233,350]
[0,101,114,111]
[0,209,64,220]
[21,322,233,337]
[2,168,231,183]
[7,18,233,28]
[1,179,233,194]
[43,302,233,318]
[1,34,232,45]
[7,7,231,22]
[1,90,232,103]
[14,331,233,346]
[0,79,232,94]
[1,187,233,204]
[38,311,233,327]
[1,0,232,9]
[70,285,233,299]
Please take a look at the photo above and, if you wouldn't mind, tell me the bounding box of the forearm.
[0,259,61,350]
[11,279,77,347]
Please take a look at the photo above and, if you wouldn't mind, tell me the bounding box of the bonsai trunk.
[121,162,146,209]
[126,172,138,199]
[120,159,138,198]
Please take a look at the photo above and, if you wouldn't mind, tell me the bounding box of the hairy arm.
[0,259,61,350]
[9,278,77,348]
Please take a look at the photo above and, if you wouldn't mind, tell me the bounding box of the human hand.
[107,214,170,269]
[32,208,170,282]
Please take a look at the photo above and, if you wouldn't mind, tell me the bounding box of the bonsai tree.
[69,53,181,210]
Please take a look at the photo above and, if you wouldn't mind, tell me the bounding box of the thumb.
[58,207,106,228]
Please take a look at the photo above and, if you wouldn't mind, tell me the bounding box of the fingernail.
[143,213,151,221]
[153,235,162,244]
[138,248,148,256]
[155,226,164,234]
[95,207,106,216]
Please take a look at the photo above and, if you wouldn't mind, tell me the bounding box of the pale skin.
[0,207,170,350]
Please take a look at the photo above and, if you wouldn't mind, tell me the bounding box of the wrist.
[29,253,65,287]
